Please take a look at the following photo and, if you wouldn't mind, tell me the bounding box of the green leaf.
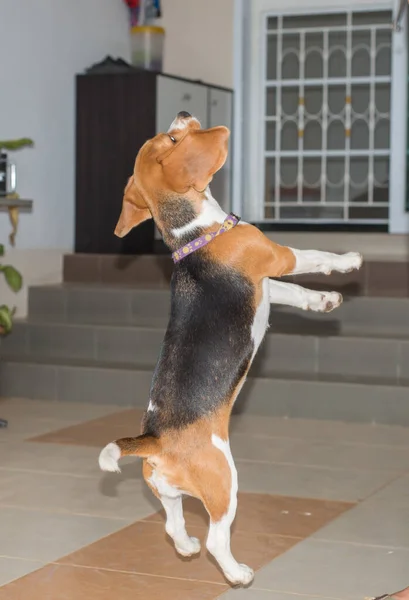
[0,305,13,334]
[0,244,4,257]
[0,138,34,151]
[1,265,22,292]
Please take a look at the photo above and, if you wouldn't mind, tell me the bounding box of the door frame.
[233,0,408,231]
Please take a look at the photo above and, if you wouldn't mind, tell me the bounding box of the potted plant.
[0,243,22,335]
[0,138,34,153]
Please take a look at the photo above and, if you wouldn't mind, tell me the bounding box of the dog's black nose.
[177,111,191,119]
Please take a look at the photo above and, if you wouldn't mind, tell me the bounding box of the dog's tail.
[99,434,161,473]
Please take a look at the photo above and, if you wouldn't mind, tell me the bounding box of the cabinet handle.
[182,93,192,101]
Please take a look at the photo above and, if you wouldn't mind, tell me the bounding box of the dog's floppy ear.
[157,127,229,194]
[115,177,152,238]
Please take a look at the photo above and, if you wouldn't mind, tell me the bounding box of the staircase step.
[28,284,171,325]
[0,321,409,384]
[27,284,409,334]
[1,356,408,425]
[63,253,409,298]
[1,320,409,385]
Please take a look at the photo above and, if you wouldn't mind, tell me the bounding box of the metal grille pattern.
[263,10,393,223]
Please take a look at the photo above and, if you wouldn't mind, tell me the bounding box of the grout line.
[0,555,44,564]
[397,340,402,384]
[235,458,407,474]
[353,470,406,505]
[50,561,228,587]
[251,586,346,600]
[0,503,149,521]
[229,431,409,448]
[0,466,109,479]
[310,537,409,552]
[314,336,320,374]
[1,458,405,478]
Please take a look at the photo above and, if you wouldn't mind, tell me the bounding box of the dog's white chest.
[251,277,270,357]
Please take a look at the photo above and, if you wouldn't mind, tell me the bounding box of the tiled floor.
[0,398,408,599]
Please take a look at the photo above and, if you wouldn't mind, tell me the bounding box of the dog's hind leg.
[142,460,201,557]
[199,436,254,586]
[160,494,201,557]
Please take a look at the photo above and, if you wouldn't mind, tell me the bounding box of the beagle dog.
[99,112,363,586]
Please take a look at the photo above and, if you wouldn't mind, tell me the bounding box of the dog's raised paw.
[306,291,342,313]
[336,252,363,273]
[175,536,201,557]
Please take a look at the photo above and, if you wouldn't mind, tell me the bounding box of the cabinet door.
[75,73,155,254]
[156,76,208,133]
[208,88,233,212]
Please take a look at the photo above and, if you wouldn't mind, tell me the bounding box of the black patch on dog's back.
[143,252,255,435]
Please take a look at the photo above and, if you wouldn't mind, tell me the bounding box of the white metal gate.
[262,9,393,224]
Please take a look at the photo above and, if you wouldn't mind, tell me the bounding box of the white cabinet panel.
[209,88,233,213]
[156,76,208,133]
[209,88,232,129]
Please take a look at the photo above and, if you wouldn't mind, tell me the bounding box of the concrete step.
[1,320,409,386]
[27,283,409,335]
[1,356,408,425]
[63,253,409,298]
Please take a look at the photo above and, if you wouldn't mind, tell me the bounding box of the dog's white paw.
[305,291,342,313]
[334,252,363,273]
[175,536,201,557]
[225,563,255,586]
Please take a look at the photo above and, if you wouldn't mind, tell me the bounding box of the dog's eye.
[169,135,177,144]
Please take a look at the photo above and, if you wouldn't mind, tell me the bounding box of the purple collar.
[172,213,241,263]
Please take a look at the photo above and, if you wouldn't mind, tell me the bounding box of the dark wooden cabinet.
[75,68,233,254]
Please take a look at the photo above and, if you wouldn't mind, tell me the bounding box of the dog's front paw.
[305,291,342,313]
[225,563,255,586]
[335,252,363,273]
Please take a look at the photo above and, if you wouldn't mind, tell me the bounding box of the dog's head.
[115,112,230,237]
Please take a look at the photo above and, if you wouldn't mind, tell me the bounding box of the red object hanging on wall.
[124,0,139,8]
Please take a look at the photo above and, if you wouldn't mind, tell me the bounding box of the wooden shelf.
[0,198,33,210]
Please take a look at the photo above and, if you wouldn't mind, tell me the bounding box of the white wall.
[159,0,234,88]
[0,0,130,252]
[0,0,236,316]
[0,0,130,316]
[0,0,235,259]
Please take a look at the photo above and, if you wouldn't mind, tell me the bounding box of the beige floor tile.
[0,564,226,599]
[230,435,304,463]
[0,507,130,562]
[0,467,160,519]
[0,557,44,587]
[313,474,409,548]
[254,538,409,599]
[230,414,409,447]
[1,441,139,478]
[236,461,400,502]
[283,439,409,471]
[231,434,409,471]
